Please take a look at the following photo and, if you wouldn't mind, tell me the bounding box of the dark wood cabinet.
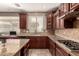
[54,12,60,29]
[47,12,54,33]
[20,41,29,56]
[51,3,79,29]
[53,10,64,29]
[29,36,48,49]
[37,37,48,48]
[24,41,29,56]
[46,3,70,30]
[59,18,64,29]
[58,3,70,17]
[48,37,70,56]
[70,3,79,11]
[59,3,70,16]
[14,40,29,56]
[19,13,27,30]
[9,36,71,56]
[59,4,64,16]
[53,3,71,29]
[49,38,55,56]
[56,44,69,56]
[63,3,70,14]
[55,18,60,29]
[29,36,38,48]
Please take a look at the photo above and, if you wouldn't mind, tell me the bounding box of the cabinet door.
[29,36,47,49]
[20,41,29,56]
[47,13,53,31]
[49,39,55,56]
[59,3,70,16]
[49,42,54,55]
[59,19,64,29]
[70,3,79,10]
[55,18,60,29]
[59,4,64,16]
[24,42,29,56]
[56,44,69,56]
[29,37,38,49]
[63,3,70,13]
[19,13,27,29]
[70,3,77,9]
[37,37,47,49]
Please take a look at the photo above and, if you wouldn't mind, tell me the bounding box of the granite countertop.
[0,39,29,56]
[0,32,79,56]
[48,34,79,56]
[0,32,48,37]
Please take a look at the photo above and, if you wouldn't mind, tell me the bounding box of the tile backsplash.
[55,29,79,42]
[0,13,20,35]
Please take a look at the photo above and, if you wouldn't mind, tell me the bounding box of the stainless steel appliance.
[58,40,79,51]
[10,31,16,35]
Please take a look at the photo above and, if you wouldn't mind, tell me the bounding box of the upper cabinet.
[46,12,55,34]
[70,3,79,11]
[53,3,79,29]
[59,3,70,17]
[19,13,27,30]
[47,3,79,30]
[54,10,64,29]
[46,12,53,30]
[53,10,60,29]
[63,3,70,13]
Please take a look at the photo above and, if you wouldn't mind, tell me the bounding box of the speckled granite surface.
[55,29,79,43]
[0,39,29,56]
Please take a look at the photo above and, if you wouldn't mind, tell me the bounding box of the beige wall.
[0,13,20,35]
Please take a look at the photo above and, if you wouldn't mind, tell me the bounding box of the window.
[27,14,46,33]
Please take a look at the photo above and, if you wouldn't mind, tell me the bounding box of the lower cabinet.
[56,44,70,56]
[24,42,29,56]
[15,36,70,56]
[49,38,55,56]
[29,36,48,49]
[48,38,70,56]
[20,41,29,56]
[29,36,39,49]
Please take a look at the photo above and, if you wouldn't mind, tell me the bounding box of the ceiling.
[0,3,60,12]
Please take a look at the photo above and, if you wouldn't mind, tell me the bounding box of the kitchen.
[0,3,79,56]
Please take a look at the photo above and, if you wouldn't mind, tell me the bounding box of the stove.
[58,40,79,50]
